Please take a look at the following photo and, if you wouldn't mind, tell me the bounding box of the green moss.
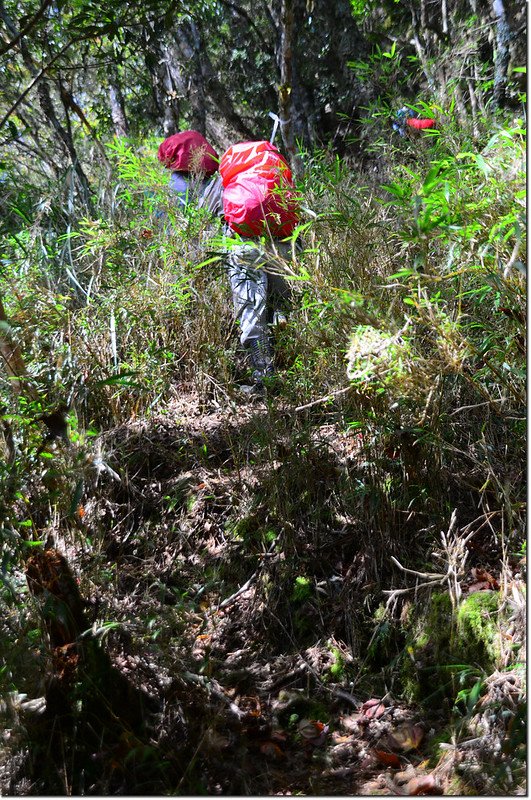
[400,590,501,707]
[456,591,500,665]
[328,646,345,680]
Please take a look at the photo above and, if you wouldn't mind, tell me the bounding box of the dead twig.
[182,671,244,721]
[295,385,352,412]
[384,510,475,611]
[213,539,277,611]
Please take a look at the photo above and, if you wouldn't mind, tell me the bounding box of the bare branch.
[390,555,446,581]
[295,386,352,412]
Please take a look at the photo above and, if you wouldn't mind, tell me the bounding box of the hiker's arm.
[198,174,224,218]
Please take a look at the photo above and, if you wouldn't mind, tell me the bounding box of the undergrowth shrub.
[0,108,525,795]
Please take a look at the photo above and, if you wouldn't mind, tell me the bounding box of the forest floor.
[0,384,525,795]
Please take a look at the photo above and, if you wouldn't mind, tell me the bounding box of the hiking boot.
[238,382,267,398]
[247,334,275,385]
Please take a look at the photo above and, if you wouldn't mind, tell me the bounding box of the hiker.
[159,131,299,389]
[393,107,436,137]
[157,129,219,208]
[199,140,299,389]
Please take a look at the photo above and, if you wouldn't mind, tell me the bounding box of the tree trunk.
[173,22,207,134]
[492,0,511,109]
[467,77,479,139]
[25,547,159,770]
[108,72,129,137]
[173,21,255,141]
[453,82,468,127]
[278,0,303,179]
[0,3,93,210]
[37,80,93,210]
[441,0,449,36]
[143,26,181,137]
[409,3,437,93]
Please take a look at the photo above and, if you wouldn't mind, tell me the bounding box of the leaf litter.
[2,390,523,796]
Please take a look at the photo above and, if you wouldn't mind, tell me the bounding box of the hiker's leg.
[226,244,269,345]
[263,240,293,326]
[226,244,274,383]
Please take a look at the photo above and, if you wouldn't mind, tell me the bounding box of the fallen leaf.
[298,719,329,747]
[395,765,418,785]
[362,698,384,707]
[471,567,499,589]
[360,698,387,719]
[240,696,261,717]
[405,774,443,795]
[332,732,355,744]
[359,752,378,770]
[387,723,424,753]
[373,749,401,769]
[259,741,285,760]
[204,730,231,751]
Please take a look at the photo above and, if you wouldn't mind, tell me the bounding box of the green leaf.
[422,165,443,192]
[95,372,142,387]
[195,255,223,269]
[388,268,417,280]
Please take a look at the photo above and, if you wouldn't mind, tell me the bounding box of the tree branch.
[0,36,86,131]
[217,0,275,55]
[0,0,53,56]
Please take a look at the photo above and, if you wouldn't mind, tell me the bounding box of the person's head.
[157,130,219,175]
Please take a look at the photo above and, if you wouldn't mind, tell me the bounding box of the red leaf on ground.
[240,696,261,717]
[471,567,499,589]
[270,730,288,746]
[373,749,401,768]
[259,741,285,760]
[298,719,329,746]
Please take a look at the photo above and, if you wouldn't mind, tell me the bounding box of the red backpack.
[407,117,436,131]
[219,141,299,238]
[157,130,219,175]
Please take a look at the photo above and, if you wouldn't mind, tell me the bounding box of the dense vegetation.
[0,0,526,795]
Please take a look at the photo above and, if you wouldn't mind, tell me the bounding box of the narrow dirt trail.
[67,388,454,794]
[3,388,523,795]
